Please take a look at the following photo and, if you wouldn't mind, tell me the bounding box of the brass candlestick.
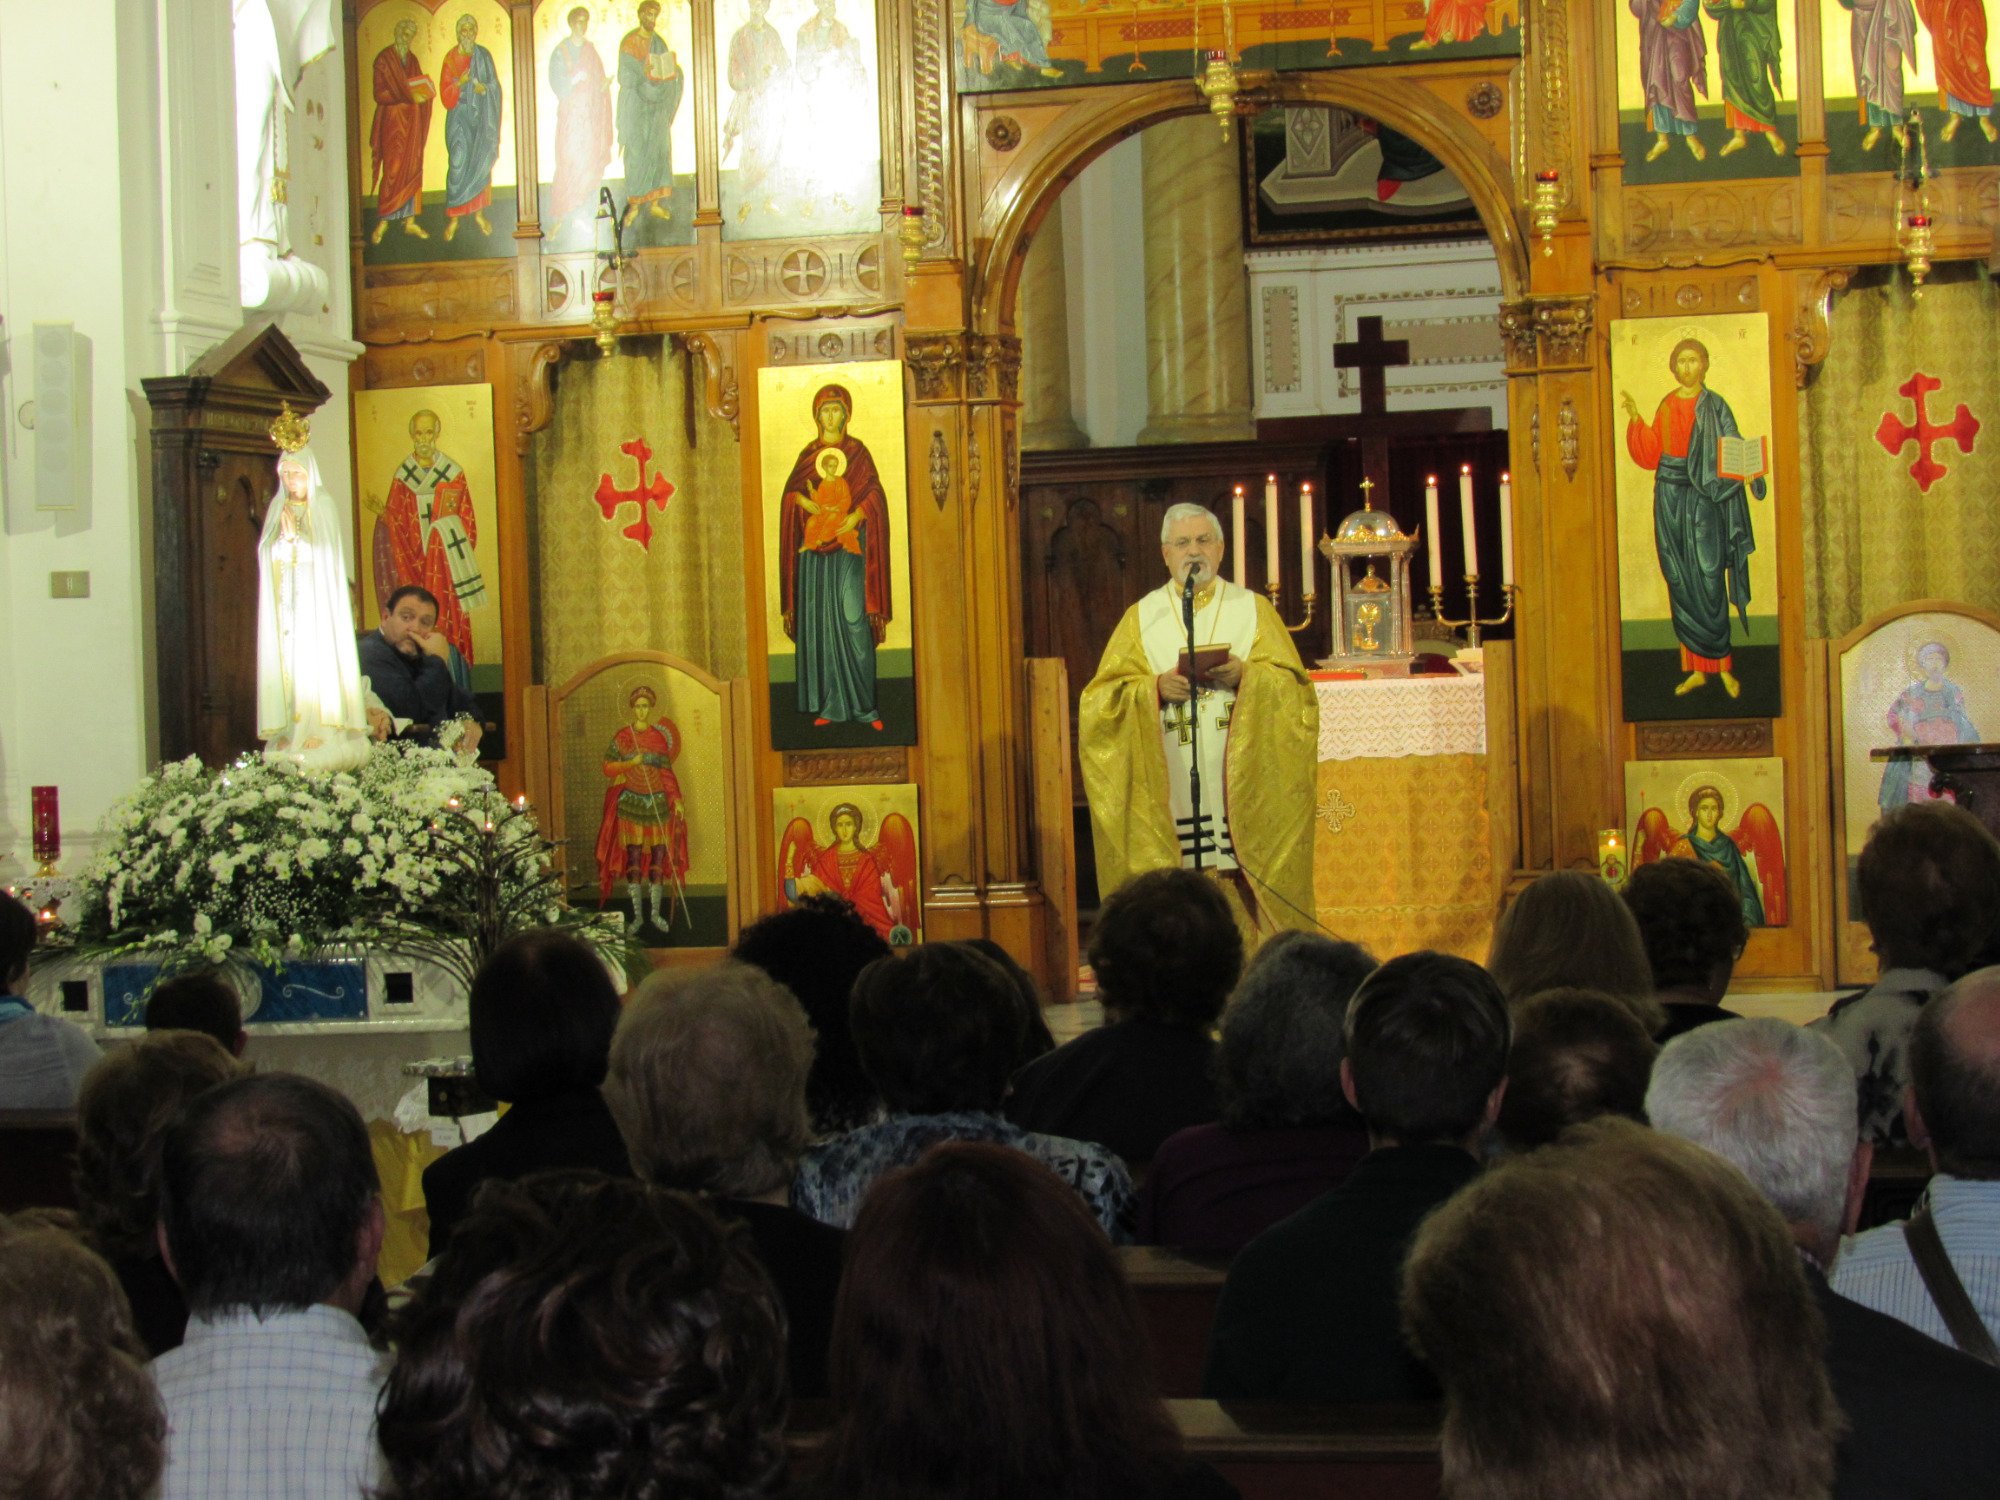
[1427,576,1517,649]
[1264,581,1317,634]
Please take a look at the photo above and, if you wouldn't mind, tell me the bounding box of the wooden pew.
[1120,1244,1231,1397]
[0,1110,80,1215]
[787,1399,1442,1500]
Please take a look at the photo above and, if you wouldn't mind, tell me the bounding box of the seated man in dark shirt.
[358,585,483,753]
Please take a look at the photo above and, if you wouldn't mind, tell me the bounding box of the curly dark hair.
[1495,988,1658,1152]
[1858,802,2000,976]
[1087,869,1243,1029]
[1216,932,1376,1129]
[0,1224,165,1500]
[74,1031,242,1258]
[1621,857,1748,994]
[848,945,1025,1114]
[733,896,891,1133]
[378,1170,790,1500]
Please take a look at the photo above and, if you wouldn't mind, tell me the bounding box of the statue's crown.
[269,402,311,453]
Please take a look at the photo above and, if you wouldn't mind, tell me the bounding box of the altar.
[1310,651,1516,961]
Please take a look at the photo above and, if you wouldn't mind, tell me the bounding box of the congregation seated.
[964,934,1058,1065]
[378,1172,789,1500]
[1649,1016,2000,1498]
[1485,869,1664,1034]
[1832,965,2000,1352]
[1203,951,1508,1402]
[1403,1117,1842,1500]
[1008,868,1242,1165]
[605,959,844,1398]
[421,930,630,1259]
[0,1220,164,1500]
[153,1073,390,1500]
[732,894,890,1135]
[1622,856,1747,1040]
[143,969,249,1057]
[794,1141,1238,1500]
[0,889,100,1109]
[1492,987,1655,1153]
[1139,932,1376,1253]
[792,943,1134,1238]
[1812,802,2000,1145]
[73,1029,242,1355]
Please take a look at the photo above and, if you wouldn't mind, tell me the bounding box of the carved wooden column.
[1137,115,1254,444]
[1020,217,1089,451]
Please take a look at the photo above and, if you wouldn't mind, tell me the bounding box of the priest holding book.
[1078,502,1318,942]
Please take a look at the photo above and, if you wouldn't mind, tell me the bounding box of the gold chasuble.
[1079,579,1318,934]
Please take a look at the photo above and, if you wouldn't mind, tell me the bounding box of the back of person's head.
[0,888,38,990]
[1622,857,1748,997]
[1088,868,1243,1028]
[0,1223,164,1500]
[1910,966,2000,1179]
[1487,871,1663,1031]
[847,944,1023,1115]
[1403,1117,1840,1500]
[961,937,1057,1068]
[821,1142,1180,1500]
[378,1171,788,1500]
[1495,988,1657,1152]
[732,895,891,1133]
[1344,951,1509,1145]
[75,1030,242,1258]
[1647,1017,1857,1254]
[157,1072,380,1316]
[469,929,622,1104]
[1217,933,1377,1130]
[1858,802,2000,976]
[606,961,815,1198]
[143,970,246,1055]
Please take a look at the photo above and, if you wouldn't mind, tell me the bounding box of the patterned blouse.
[1811,966,1952,1147]
[792,1110,1135,1242]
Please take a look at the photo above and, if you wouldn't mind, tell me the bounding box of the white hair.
[1645,1018,1856,1240]
[1160,503,1224,545]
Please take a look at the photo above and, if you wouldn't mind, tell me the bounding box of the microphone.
[1184,557,1205,584]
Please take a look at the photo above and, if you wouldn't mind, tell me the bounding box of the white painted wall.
[0,0,357,883]
[1064,135,1150,450]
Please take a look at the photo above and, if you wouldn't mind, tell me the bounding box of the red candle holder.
[30,786,59,873]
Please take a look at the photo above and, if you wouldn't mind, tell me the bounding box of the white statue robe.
[1136,579,1260,871]
[256,445,372,771]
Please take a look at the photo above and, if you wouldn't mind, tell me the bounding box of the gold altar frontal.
[1310,662,1514,961]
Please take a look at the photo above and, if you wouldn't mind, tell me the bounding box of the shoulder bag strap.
[1903,1205,2000,1368]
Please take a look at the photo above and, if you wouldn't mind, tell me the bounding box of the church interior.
[5,0,2000,1490]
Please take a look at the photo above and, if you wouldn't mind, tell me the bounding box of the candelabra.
[1892,112,1935,298]
[1427,577,1518,650]
[1265,581,1316,634]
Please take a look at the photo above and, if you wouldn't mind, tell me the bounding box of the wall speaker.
[32,321,85,512]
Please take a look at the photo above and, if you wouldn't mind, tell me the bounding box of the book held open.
[1717,434,1768,484]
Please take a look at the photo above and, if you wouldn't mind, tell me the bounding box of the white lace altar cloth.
[1314,674,1486,763]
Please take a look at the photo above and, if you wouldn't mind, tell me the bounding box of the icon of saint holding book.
[1620,336,1767,701]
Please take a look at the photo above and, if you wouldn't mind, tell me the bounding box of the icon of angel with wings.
[778,800,919,945]
[1635,770,1786,928]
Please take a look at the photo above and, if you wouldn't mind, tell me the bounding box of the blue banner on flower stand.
[104,959,369,1027]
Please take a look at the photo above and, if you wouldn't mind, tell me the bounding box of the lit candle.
[1498,471,1515,586]
[30,787,58,864]
[1264,474,1280,586]
[1424,475,1443,586]
[1298,483,1314,591]
[1232,484,1248,589]
[1458,464,1478,578]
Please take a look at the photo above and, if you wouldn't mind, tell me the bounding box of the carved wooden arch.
[968,73,1528,333]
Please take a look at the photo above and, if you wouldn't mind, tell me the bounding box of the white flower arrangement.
[62,743,623,986]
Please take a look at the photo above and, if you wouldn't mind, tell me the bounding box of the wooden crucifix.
[1332,314,1412,502]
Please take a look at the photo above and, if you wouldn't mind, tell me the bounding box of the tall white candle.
[1298,483,1315,592]
[1458,464,1478,579]
[1424,475,1443,585]
[1498,471,1515,586]
[1264,474,1280,587]
[1232,484,1248,589]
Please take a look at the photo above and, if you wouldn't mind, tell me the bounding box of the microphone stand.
[1183,560,1203,872]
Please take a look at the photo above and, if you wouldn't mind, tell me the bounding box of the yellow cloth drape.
[1078,592,1318,926]
[368,1119,446,1290]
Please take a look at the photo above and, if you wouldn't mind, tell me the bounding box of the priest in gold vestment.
[1079,503,1319,939]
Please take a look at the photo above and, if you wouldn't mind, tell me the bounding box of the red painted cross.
[1875,371,1980,494]
[593,437,676,549]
